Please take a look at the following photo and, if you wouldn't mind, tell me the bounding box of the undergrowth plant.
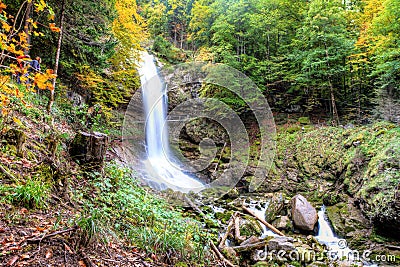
[0,177,51,209]
[73,162,212,264]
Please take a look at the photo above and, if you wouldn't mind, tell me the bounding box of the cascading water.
[316,205,379,266]
[138,52,204,193]
[316,205,356,261]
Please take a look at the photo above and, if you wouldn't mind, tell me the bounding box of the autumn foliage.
[0,0,57,117]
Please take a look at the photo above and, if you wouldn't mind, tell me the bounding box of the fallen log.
[242,204,285,236]
[234,216,246,242]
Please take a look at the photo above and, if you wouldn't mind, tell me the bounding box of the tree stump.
[2,128,26,157]
[69,131,108,169]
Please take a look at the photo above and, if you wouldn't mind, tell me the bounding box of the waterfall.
[316,206,357,262]
[316,206,378,266]
[316,205,338,245]
[137,52,204,193]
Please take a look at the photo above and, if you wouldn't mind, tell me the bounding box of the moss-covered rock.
[239,216,263,237]
[262,193,286,223]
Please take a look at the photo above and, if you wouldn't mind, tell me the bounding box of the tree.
[0,0,56,116]
[289,0,354,124]
[367,0,400,122]
[47,0,65,112]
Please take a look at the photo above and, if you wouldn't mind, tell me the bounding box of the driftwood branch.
[218,212,237,249]
[210,241,237,267]
[242,205,285,236]
[0,163,16,181]
[27,227,77,244]
[230,240,268,252]
[234,216,246,242]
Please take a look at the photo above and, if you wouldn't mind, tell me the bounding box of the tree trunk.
[24,0,32,53]
[324,41,340,126]
[330,86,340,126]
[47,0,66,113]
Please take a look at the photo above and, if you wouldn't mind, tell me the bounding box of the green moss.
[240,217,263,237]
[286,125,301,133]
[298,117,311,124]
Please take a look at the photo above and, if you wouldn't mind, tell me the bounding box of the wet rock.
[267,236,295,252]
[272,216,292,231]
[241,236,261,245]
[183,118,228,145]
[291,194,318,231]
[239,216,263,237]
[325,201,370,238]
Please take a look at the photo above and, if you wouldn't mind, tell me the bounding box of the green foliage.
[0,178,51,209]
[152,35,187,63]
[73,162,211,264]
[153,35,174,58]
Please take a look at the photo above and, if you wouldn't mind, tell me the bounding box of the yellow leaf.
[1,21,11,32]
[13,117,22,125]
[34,0,47,12]
[1,108,8,116]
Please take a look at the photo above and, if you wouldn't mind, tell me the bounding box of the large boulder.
[291,194,318,231]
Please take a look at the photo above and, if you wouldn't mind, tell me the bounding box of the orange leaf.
[36,226,46,232]
[0,3,7,13]
[45,249,53,259]
[64,243,74,254]
[6,255,19,266]
[78,260,87,267]
[49,23,61,33]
